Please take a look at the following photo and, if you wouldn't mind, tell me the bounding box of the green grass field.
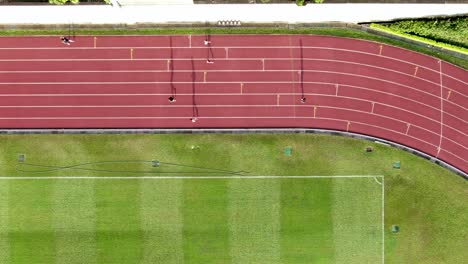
[0,134,466,263]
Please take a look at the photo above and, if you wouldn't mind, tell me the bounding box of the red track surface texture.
[0,35,467,172]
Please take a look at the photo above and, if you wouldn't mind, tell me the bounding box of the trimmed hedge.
[379,16,468,49]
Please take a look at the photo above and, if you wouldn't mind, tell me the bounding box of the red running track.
[0,35,466,173]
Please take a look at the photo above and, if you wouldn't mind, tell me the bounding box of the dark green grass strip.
[280,178,334,263]
[182,179,231,264]
[8,181,55,264]
[95,180,143,263]
[0,27,465,69]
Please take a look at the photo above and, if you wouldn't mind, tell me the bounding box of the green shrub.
[382,17,468,49]
[296,0,307,6]
[49,0,110,4]
[49,0,79,4]
[370,23,468,55]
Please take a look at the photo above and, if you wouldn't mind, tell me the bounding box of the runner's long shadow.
[191,57,199,119]
[169,36,176,98]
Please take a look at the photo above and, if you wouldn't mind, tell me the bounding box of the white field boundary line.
[0,175,384,180]
[0,174,386,262]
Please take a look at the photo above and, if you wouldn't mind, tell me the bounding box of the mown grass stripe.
[140,179,183,264]
[332,177,382,263]
[0,182,9,263]
[280,178,335,263]
[8,180,55,263]
[53,179,96,264]
[182,179,231,264]
[228,178,281,264]
[95,180,143,263]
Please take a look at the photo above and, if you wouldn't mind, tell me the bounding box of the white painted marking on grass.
[0,175,384,180]
[373,176,382,185]
[382,176,385,264]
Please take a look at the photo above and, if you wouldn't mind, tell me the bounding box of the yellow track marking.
[446,90,452,100]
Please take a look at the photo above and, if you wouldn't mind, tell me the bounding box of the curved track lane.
[0,35,466,173]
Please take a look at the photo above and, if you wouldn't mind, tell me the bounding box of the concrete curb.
[1,128,466,179]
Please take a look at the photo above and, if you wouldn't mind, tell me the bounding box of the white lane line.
[2,44,460,77]
[0,93,449,127]
[438,60,444,157]
[0,90,464,138]
[1,81,464,113]
[0,115,444,144]
[2,114,465,162]
[0,58,445,88]
[0,56,464,88]
[0,70,443,100]
[0,44,446,71]
[0,102,463,138]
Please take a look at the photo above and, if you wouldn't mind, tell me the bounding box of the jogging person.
[61,36,74,45]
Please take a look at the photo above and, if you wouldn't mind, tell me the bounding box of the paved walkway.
[0,4,466,25]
